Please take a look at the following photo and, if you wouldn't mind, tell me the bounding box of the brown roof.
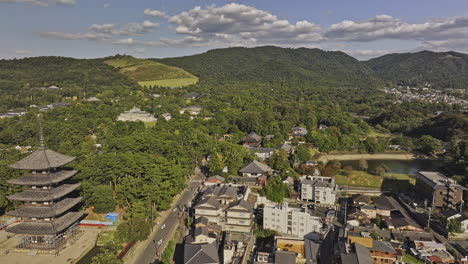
[8,170,78,186]
[6,211,84,235]
[9,148,75,170]
[7,197,82,218]
[7,184,80,202]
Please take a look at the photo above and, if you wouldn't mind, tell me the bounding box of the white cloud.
[325,14,468,42]
[39,31,111,41]
[164,3,323,47]
[103,3,110,8]
[0,0,75,6]
[144,8,168,18]
[14,49,33,55]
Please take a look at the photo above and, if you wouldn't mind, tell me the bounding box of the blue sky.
[2,0,468,59]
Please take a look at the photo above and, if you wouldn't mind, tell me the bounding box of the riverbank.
[317,152,416,163]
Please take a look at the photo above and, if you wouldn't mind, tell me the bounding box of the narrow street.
[128,168,204,264]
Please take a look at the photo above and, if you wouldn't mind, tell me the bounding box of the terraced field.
[103,56,198,88]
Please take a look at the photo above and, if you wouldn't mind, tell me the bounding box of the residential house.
[161,112,172,121]
[183,242,220,264]
[180,106,203,118]
[275,237,306,264]
[352,194,371,206]
[277,143,293,156]
[411,240,456,263]
[461,216,468,233]
[370,240,397,264]
[291,126,308,137]
[204,176,225,186]
[299,175,337,205]
[360,205,377,219]
[239,160,271,178]
[203,185,239,205]
[339,243,373,264]
[415,171,467,210]
[194,197,222,224]
[263,202,322,238]
[117,107,157,122]
[194,217,222,238]
[242,132,262,147]
[244,145,276,161]
[347,209,372,227]
[224,199,254,233]
[184,92,201,100]
[187,226,218,244]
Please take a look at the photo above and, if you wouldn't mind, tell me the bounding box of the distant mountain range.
[2,46,468,92]
[365,50,468,89]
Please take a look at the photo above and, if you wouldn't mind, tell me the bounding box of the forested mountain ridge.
[0,56,140,112]
[154,46,380,88]
[366,50,468,89]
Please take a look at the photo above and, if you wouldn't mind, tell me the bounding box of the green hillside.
[366,50,468,89]
[103,56,198,88]
[155,46,380,88]
[0,56,139,112]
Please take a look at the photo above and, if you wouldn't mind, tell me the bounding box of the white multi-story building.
[299,175,337,205]
[263,202,322,238]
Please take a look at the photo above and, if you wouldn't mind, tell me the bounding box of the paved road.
[133,168,204,264]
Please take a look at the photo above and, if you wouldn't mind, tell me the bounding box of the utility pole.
[424,199,428,212]
[427,207,432,230]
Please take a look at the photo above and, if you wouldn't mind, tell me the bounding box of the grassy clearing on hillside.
[402,253,424,264]
[103,56,198,88]
[138,78,199,88]
[367,129,391,138]
[334,171,415,192]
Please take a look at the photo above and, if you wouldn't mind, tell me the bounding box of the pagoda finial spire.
[38,114,45,149]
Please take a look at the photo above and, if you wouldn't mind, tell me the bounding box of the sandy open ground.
[317,152,416,163]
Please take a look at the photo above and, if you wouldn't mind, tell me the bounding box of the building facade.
[415,171,467,210]
[300,175,337,205]
[117,107,157,122]
[263,203,322,238]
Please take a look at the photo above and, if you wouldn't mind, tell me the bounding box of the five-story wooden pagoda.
[6,148,84,254]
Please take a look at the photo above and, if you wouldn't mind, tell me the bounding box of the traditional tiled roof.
[204,185,237,198]
[6,211,84,235]
[239,160,271,174]
[9,148,75,170]
[7,197,82,218]
[371,241,395,253]
[183,242,220,264]
[194,197,221,210]
[277,143,292,153]
[8,170,78,186]
[7,184,80,202]
[225,199,253,212]
[195,216,209,226]
[242,132,262,143]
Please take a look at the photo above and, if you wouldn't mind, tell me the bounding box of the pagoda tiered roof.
[7,184,80,202]
[9,148,75,170]
[7,197,82,218]
[6,211,84,235]
[8,170,78,186]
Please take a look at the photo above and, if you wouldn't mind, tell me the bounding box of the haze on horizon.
[2,0,468,60]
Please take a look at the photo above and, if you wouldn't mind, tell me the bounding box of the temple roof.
[7,197,82,218]
[7,184,80,202]
[6,211,84,235]
[8,170,78,186]
[9,148,75,170]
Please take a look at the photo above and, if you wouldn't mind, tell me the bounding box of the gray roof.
[354,243,372,264]
[8,170,78,186]
[184,92,200,99]
[225,199,253,212]
[195,216,209,226]
[7,197,82,218]
[204,185,237,198]
[8,184,80,202]
[247,146,276,154]
[275,251,296,264]
[278,143,292,153]
[194,226,209,237]
[9,148,75,170]
[6,211,84,235]
[243,132,262,143]
[239,160,271,174]
[352,194,371,204]
[184,242,220,264]
[371,241,395,253]
[195,197,221,210]
[291,126,308,136]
